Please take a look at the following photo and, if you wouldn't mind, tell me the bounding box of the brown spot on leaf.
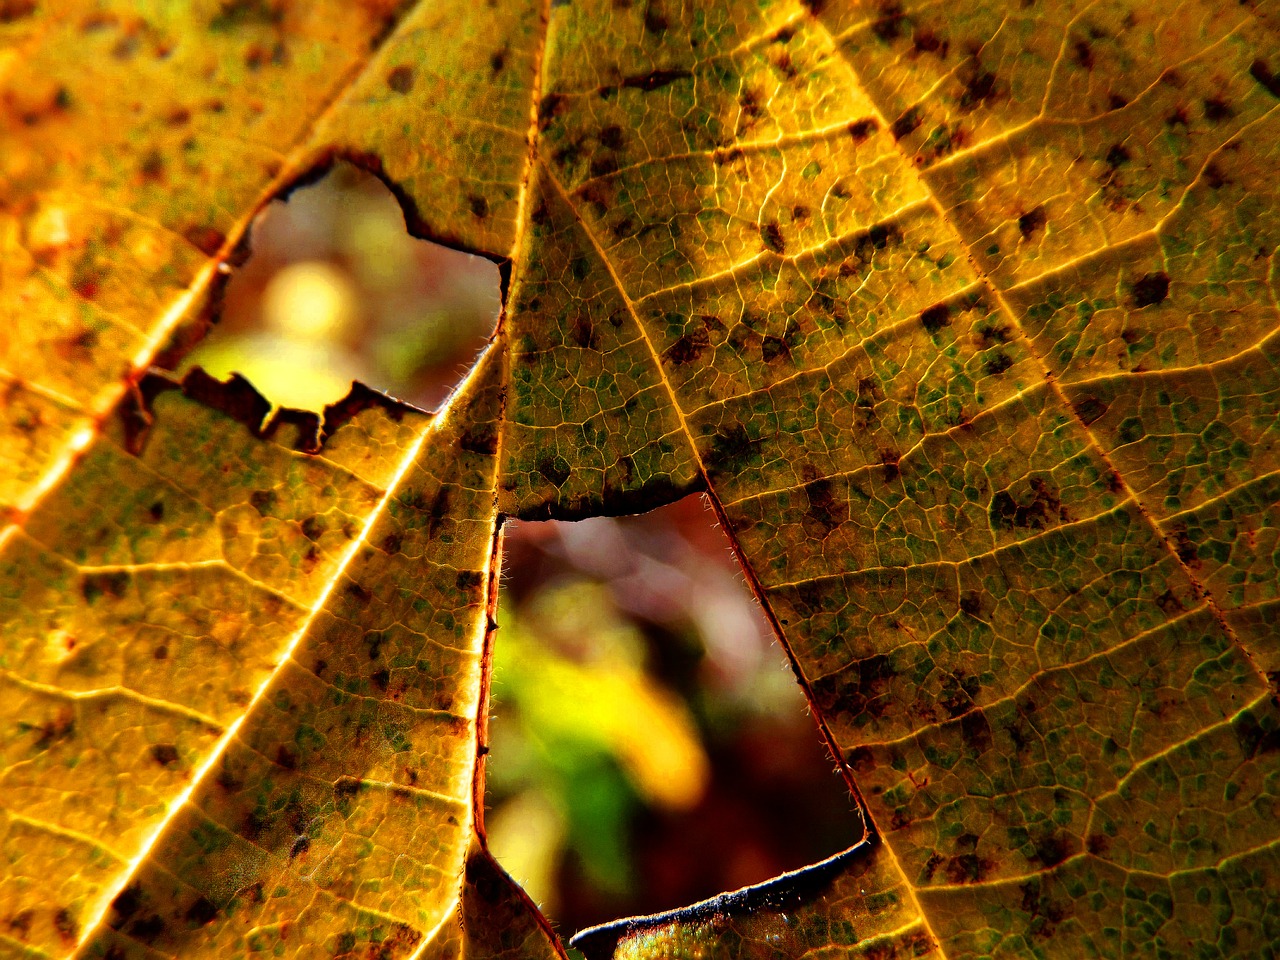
[871,2,906,42]
[890,105,923,140]
[467,194,489,219]
[1130,271,1169,307]
[53,908,78,944]
[1018,206,1047,239]
[958,61,998,110]
[1249,59,1280,99]
[570,313,597,349]
[704,422,758,482]
[1155,589,1184,615]
[537,455,571,487]
[1073,38,1094,69]
[622,68,691,92]
[847,117,878,142]
[944,852,994,884]
[82,571,129,603]
[960,711,992,753]
[989,477,1065,531]
[803,476,845,533]
[920,302,951,333]
[664,327,709,366]
[150,744,179,767]
[1072,396,1108,426]
[811,654,899,725]
[1203,96,1233,122]
[760,221,785,253]
[984,351,1013,376]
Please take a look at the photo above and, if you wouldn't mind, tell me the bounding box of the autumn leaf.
[3,0,1278,958]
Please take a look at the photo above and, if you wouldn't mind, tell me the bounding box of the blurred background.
[178,163,858,934]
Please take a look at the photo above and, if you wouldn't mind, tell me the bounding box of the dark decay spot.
[761,334,790,364]
[467,194,489,219]
[959,591,982,616]
[958,63,998,111]
[919,302,951,333]
[276,745,298,769]
[1130,271,1169,307]
[803,476,845,533]
[1249,59,1280,99]
[387,65,414,94]
[209,0,282,31]
[960,711,992,754]
[537,455,572,487]
[800,0,828,13]
[300,515,324,542]
[989,477,1065,531]
[643,4,667,33]
[459,425,499,455]
[490,47,507,74]
[150,744,179,767]
[912,28,947,57]
[622,68,691,92]
[664,327,709,366]
[570,313,598,349]
[371,669,390,692]
[890,105,923,140]
[148,501,165,521]
[810,654,899,724]
[1168,525,1200,568]
[1203,96,1233,122]
[871,2,906,42]
[760,221,785,253]
[945,852,995,884]
[984,351,1013,376]
[598,124,625,150]
[1233,709,1280,759]
[1204,161,1230,190]
[3,910,39,946]
[1155,589,1184,615]
[381,532,403,555]
[185,897,219,927]
[1071,396,1108,426]
[249,489,275,515]
[1018,205,1047,239]
[878,448,901,483]
[109,885,143,927]
[1104,143,1130,169]
[320,381,414,442]
[345,581,373,604]
[1073,38,1094,69]
[455,570,483,591]
[537,93,567,128]
[704,422,758,481]
[1032,832,1072,868]
[82,571,129,604]
[847,118,878,142]
[54,908,78,944]
[0,1,37,23]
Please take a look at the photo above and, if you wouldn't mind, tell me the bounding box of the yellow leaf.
[2,0,1278,957]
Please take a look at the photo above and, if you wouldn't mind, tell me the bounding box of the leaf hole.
[174,161,501,413]
[485,495,861,933]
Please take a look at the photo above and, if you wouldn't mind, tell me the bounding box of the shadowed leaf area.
[1,0,1278,958]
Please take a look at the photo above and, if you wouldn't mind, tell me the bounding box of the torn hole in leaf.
[486,495,861,935]
[175,161,500,412]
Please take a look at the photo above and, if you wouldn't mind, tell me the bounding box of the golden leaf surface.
[2,0,1278,958]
